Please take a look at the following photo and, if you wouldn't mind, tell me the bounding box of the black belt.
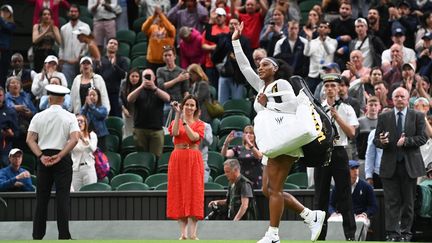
[79,163,87,166]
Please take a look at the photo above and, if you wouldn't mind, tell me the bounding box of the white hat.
[215,7,226,16]
[9,148,22,157]
[72,25,91,36]
[45,84,71,96]
[1,5,13,14]
[355,18,367,26]
[402,63,415,71]
[80,56,93,65]
[44,55,58,64]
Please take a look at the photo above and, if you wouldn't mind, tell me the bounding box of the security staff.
[26,84,80,240]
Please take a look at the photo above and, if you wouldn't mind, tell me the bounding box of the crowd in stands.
[0,0,432,240]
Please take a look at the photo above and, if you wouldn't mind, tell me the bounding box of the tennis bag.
[288,76,335,167]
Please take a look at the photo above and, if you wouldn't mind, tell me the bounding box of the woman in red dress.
[167,95,205,240]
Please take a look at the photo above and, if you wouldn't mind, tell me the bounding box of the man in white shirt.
[59,5,90,87]
[381,27,416,71]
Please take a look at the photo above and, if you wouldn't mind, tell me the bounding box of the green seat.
[79,5,92,18]
[209,85,217,100]
[123,56,131,69]
[79,16,93,30]
[222,99,252,118]
[79,182,112,191]
[117,42,130,57]
[218,115,251,137]
[98,176,110,184]
[110,173,143,190]
[207,175,213,182]
[144,173,168,188]
[299,0,321,12]
[217,134,243,151]
[135,32,147,43]
[123,152,156,180]
[214,174,229,188]
[0,197,7,213]
[208,135,218,152]
[207,151,225,178]
[106,116,124,140]
[130,42,148,60]
[284,182,301,189]
[163,134,174,152]
[154,182,168,190]
[121,135,136,158]
[116,30,136,46]
[22,153,37,175]
[131,56,148,69]
[106,134,120,153]
[59,17,67,27]
[210,118,220,135]
[286,172,308,189]
[133,16,147,32]
[116,182,150,191]
[205,182,225,190]
[106,151,122,179]
[157,151,171,173]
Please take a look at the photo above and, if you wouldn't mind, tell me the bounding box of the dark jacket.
[348,34,387,68]
[274,37,308,77]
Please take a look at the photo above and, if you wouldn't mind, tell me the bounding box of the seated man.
[328,160,378,241]
[207,159,257,220]
[0,148,34,192]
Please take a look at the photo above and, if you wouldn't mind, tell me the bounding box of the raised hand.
[232,22,244,40]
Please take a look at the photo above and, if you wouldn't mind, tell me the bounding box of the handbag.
[94,148,110,179]
[254,90,321,158]
[205,99,224,118]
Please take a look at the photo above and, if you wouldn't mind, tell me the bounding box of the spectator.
[365,129,383,189]
[167,95,205,240]
[389,1,418,50]
[31,8,62,72]
[208,159,257,220]
[413,97,432,170]
[322,0,340,22]
[200,122,213,182]
[264,0,298,25]
[252,48,267,69]
[88,0,117,52]
[141,6,176,73]
[202,7,230,88]
[95,37,128,117]
[299,9,320,40]
[70,56,110,114]
[0,148,34,192]
[232,0,268,49]
[303,21,338,94]
[367,7,391,48]
[374,87,428,242]
[357,96,381,161]
[0,4,16,88]
[259,7,286,57]
[39,77,72,111]
[59,5,90,87]
[315,73,358,241]
[120,68,141,139]
[341,50,371,84]
[390,62,415,96]
[167,0,209,33]
[8,53,37,94]
[339,76,361,118]
[71,114,97,191]
[127,69,170,158]
[364,67,384,97]
[417,33,432,79]
[73,25,102,65]
[116,0,128,31]
[80,88,109,152]
[328,160,378,241]
[135,0,171,18]
[374,81,393,108]
[382,43,404,86]
[221,126,263,189]
[32,55,68,100]
[381,29,417,74]
[179,26,205,68]
[0,87,19,168]
[187,64,211,122]
[27,0,71,27]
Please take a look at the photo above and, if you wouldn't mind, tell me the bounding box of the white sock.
[300,208,312,220]
[268,226,279,235]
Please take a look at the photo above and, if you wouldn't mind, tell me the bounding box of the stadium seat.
[154,182,168,190]
[208,135,218,152]
[217,134,243,151]
[205,182,225,190]
[110,173,143,190]
[207,175,213,182]
[144,173,168,188]
[22,153,37,175]
[207,151,225,178]
[79,182,112,191]
[106,116,124,140]
[116,182,150,191]
[214,174,229,188]
[106,151,122,179]
[117,42,130,57]
[208,85,217,100]
[286,172,308,189]
[98,176,110,184]
[218,115,251,137]
[123,152,156,180]
[210,118,220,135]
[131,56,148,70]
[130,42,148,60]
[79,5,92,18]
[59,17,67,27]
[121,135,136,158]
[222,99,252,118]
[0,197,7,212]
[135,32,147,43]
[163,134,174,152]
[157,151,171,173]
[284,183,301,190]
[116,30,136,46]
[133,16,147,32]
[299,0,321,12]
[79,16,93,30]
[105,134,120,153]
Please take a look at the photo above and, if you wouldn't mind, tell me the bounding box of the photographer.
[208,159,257,221]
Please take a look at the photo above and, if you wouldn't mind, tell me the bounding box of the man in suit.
[374,87,427,242]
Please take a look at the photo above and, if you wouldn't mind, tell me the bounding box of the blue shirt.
[0,165,34,192]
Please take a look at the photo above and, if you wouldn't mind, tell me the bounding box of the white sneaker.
[304,210,326,241]
[257,231,280,243]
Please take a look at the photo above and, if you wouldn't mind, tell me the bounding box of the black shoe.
[400,234,412,242]
[346,237,355,241]
[386,235,400,242]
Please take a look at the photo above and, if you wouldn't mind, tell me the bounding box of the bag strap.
[165,108,173,128]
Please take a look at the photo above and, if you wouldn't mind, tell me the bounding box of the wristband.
[38,153,43,159]
[250,146,255,150]
[183,122,187,126]
[153,88,158,93]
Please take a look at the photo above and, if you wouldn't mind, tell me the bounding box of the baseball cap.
[1,4,13,14]
[322,73,342,84]
[402,63,415,71]
[349,160,360,169]
[45,84,71,96]
[215,7,226,16]
[322,62,341,73]
[9,148,22,157]
[72,25,91,36]
[422,32,432,40]
[392,27,405,36]
[44,55,58,64]
[80,56,93,65]
[355,18,367,26]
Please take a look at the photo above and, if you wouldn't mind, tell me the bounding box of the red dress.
[166,119,205,219]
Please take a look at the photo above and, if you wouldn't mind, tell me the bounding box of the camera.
[233,131,243,138]
[144,74,151,80]
[269,21,275,25]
